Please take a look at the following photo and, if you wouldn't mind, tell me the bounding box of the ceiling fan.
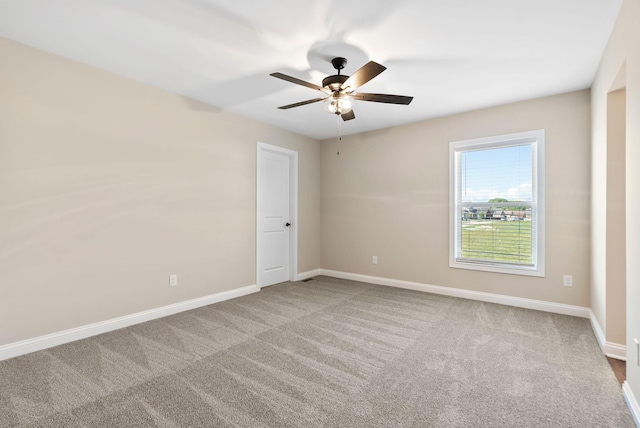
[270,57,413,121]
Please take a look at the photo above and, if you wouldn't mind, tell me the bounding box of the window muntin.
[450,130,545,276]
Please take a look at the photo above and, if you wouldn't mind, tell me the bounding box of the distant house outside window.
[449,130,545,277]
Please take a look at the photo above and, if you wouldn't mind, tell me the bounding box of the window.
[449,130,545,276]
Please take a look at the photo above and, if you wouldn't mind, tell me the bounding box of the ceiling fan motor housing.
[322,74,349,91]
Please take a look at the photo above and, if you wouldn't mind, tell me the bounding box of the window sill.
[450,259,545,277]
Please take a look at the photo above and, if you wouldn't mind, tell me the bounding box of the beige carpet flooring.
[0,276,635,427]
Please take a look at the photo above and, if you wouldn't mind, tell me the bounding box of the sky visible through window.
[460,144,532,203]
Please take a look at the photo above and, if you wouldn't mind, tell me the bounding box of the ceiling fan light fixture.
[324,94,353,115]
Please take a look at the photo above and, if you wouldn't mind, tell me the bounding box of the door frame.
[256,142,298,288]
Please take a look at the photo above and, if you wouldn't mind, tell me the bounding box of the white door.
[257,144,297,287]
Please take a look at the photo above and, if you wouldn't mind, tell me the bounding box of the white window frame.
[449,130,545,277]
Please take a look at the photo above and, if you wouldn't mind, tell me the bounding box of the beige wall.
[321,90,591,307]
[592,0,640,404]
[605,89,626,346]
[0,37,320,345]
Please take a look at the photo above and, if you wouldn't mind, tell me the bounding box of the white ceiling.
[0,0,623,140]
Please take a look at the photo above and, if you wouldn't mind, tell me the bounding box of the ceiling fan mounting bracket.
[331,57,348,73]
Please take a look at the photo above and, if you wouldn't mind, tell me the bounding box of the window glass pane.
[460,144,532,203]
[458,205,533,265]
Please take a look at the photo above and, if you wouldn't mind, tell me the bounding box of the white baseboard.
[319,269,591,318]
[623,381,640,427]
[0,284,259,362]
[589,310,627,361]
[605,342,627,361]
[296,269,322,281]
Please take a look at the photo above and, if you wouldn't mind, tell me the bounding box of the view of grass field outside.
[460,205,533,264]
[456,143,535,266]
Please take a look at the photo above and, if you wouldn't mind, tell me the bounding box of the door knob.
[285,222,291,227]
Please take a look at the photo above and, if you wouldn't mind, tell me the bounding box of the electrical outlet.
[170,274,178,287]
[563,275,573,287]
[372,256,378,265]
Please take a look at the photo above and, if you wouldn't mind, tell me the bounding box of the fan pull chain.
[336,114,342,155]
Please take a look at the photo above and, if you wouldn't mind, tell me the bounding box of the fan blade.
[277,97,326,110]
[270,72,329,93]
[341,110,356,121]
[353,92,413,105]
[340,61,386,92]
